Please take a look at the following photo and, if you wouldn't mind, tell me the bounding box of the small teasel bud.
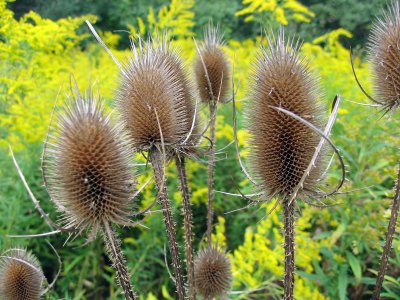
[368,0,400,112]
[44,90,136,236]
[0,248,45,300]
[194,24,230,104]
[246,29,325,198]
[194,246,232,300]
[116,40,188,153]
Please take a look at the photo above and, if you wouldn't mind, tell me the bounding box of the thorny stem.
[207,102,217,246]
[283,197,295,300]
[150,150,185,300]
[102,222,137,300]
[176,155,196,300]
[373,166,400,300]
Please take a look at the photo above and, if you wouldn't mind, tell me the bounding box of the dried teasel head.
[246,30,326,198]
[154,37,201,151]
[368,0,400,112]
[194,25,230,104]
[116,38,188,153]
[194,246,232,300]
[44,90,136,236]
[0,248,45,300]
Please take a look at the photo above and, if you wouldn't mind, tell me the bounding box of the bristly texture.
[194,247,232,300]
[246,30,325,198]
[44,91,136,237]
[155,38,201,151]
[195,25,230,104]
[0,248,45,300]
[368,0,400,112]
[117,39,188,152]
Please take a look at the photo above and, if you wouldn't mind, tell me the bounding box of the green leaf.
[346,251,362,284]
[338,265,348,300]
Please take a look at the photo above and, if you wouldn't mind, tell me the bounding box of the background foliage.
[1,0,399,299]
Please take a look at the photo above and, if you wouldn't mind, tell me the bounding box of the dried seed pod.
[195,25,230,104]
[116,41,188,152]
[44,91,136,236]
[194,246,231,300]
[368,0,400,112]
[246,30,325,198]
[0,248,45,300]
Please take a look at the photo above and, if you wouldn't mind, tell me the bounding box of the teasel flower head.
[116,38,189,154]
[44,90,136,237]
[194,246,232,300]
[246,29,326,198]
[0,248,45,300]
[154,37,202,152]
[195,24,230,104]
[368,0,400,113]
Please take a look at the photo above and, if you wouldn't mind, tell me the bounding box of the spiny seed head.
[195,25,230,104]
[194,247,231,300]
[117,38,188,152]
[44,90,136,235]
[368,0,400,112]
[246,30,325,198]
[0,248,45,300]
[154,38,201,151]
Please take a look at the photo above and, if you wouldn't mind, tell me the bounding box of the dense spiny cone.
[194,247,231,300]
[246,31,325,197]
[44,92,135,235]
[117,40,188,152]
[155,39,201,150]
[195,25,230,104]
[0,248,45,300]
[368,0,400,112]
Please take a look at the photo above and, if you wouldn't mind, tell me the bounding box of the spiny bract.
[195,25,230,104]
[117,39,188,152]
[368,0,400,112]
[44,91,136,236]
[246,30,325,198]
[194,247,232,300]
[0,248,45,300]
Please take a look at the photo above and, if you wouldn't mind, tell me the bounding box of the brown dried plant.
[0,248,45,300]
[193,246,232,300]
[364,1,400,298]
[11,89,140,300]
[194,24,230,246]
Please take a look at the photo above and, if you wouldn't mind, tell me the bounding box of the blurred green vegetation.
[1,0,399,299]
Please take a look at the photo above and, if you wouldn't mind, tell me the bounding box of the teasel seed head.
[368,0,400,112]
[44,90,136,236]
[154,37,201,151]
[246,29,325,198]
[0,248,45,300]
[194,246,232,300]
[194,25,230,104]
[117,38,188,153]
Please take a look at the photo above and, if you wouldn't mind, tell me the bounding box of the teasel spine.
[150,149,186,300]
[373,166,400,300]
[175,154,195,299]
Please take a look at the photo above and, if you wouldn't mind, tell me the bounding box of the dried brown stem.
[102,222,137,300]
[283,197,295,300]
[373,166,400,300]
[150,149,185,300]
[175,155,195,300]
[207,102,217,246]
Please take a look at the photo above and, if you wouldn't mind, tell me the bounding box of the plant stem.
[207,102,217,246]
[373,166,400,300]
[176,155,195,300]
[283,197,295,300]
[150,149,185,300]
[102,222,136,300]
